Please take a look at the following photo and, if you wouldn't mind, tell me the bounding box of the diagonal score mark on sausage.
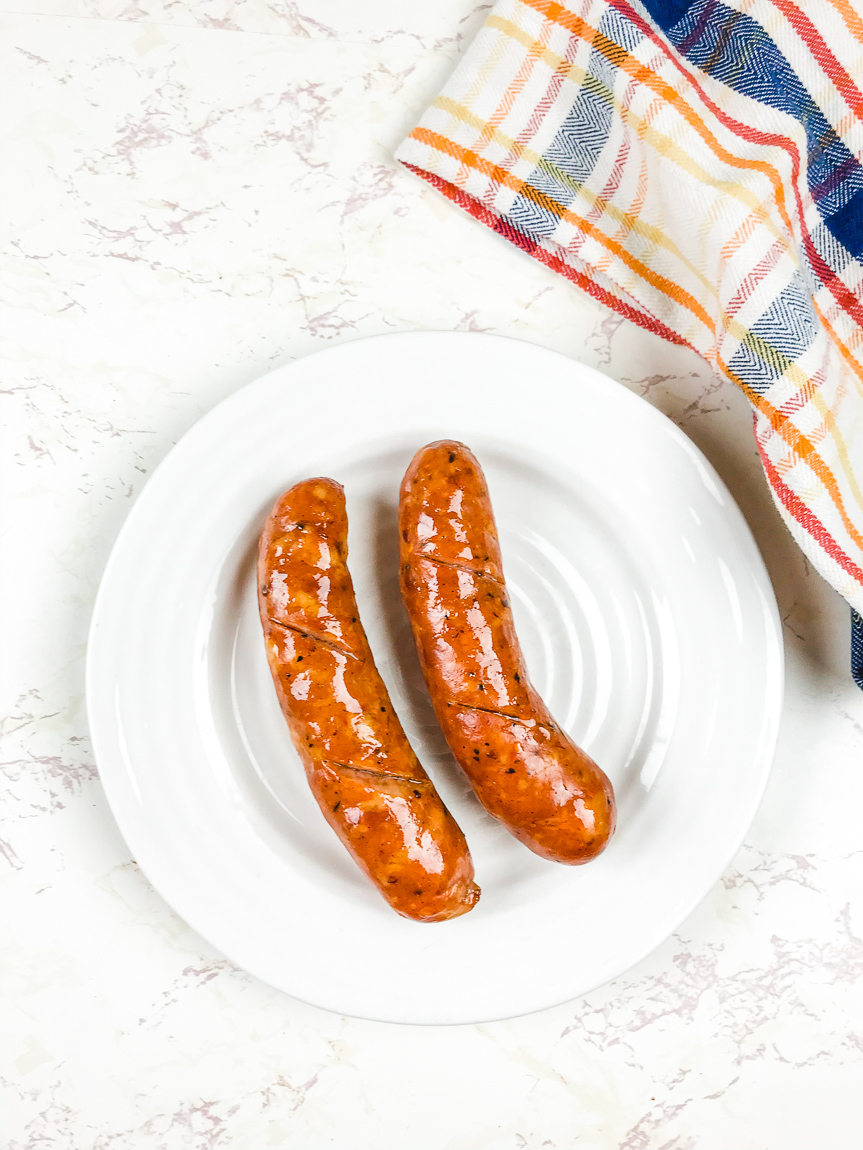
[448,700,527,722]
[268,617,359,660]
[414,553,506,585]
[322,760,430,788]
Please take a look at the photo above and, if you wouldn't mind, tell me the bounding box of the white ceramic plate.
[87,332,783,1024]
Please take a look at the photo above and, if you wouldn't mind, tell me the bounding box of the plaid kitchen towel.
[395,0,863,688]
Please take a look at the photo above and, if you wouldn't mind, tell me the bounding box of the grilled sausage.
[258,477,480,922]
[398,442,616,864]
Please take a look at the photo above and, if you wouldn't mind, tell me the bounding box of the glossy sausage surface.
[399,442,616,864]
[258,477,480,921]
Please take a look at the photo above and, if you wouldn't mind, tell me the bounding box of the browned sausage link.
[258,477,480,921]
[399,442,616,864]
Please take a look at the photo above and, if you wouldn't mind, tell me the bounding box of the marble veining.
[2,1,862,1147]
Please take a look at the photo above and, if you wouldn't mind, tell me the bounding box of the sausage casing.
[258,477,480,921]
[398,442,616,864]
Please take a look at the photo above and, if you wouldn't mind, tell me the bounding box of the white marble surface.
[2,2,862,1146]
